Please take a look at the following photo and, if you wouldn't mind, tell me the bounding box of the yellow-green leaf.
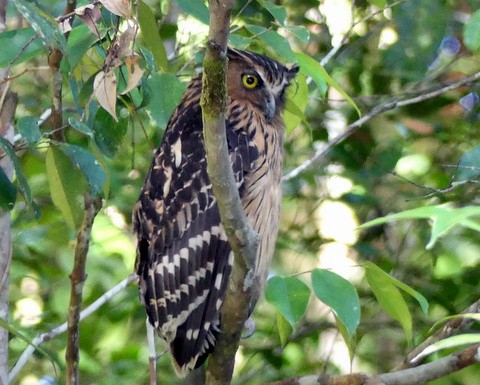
[46,147,85,229]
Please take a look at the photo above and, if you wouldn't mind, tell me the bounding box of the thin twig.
[65,193,102,385]
[8,274,136,383]
[282,70,480,181]
[320,0,406,67]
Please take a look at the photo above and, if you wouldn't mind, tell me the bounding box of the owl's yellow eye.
[242,74,259,89]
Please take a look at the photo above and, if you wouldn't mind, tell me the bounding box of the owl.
[133,48,299,376]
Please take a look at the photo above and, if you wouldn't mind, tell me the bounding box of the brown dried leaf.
[117,24,136,58]
[57,16,73,33]
[76,4,102,37]
[121,55,145,94]
[99,0,132,19]
[94,70,118,121]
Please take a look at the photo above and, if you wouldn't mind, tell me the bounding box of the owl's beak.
[264,95,276,122]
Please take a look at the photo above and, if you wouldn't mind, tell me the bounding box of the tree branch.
[201,1,260,384]
[266,344,480,385]
[283,70,480,181]
[8,274,135,383]
[65,193,102,385]
[48,0,76,142]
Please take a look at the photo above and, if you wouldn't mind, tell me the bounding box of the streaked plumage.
[133,48,298,376]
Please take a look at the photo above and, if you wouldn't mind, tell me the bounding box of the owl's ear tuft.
[285,63,300,80]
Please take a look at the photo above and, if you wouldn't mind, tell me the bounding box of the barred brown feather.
[133,48,299,376]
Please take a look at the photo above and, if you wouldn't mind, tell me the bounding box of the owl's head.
[226,48,299,122]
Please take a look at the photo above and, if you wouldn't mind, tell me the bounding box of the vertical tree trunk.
[0,0,16,382]
[0,92,17,385]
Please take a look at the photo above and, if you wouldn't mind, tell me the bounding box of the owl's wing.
[133,95,258,374]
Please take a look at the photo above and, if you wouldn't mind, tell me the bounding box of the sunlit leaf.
[361,205,480,249]
[94,70,118,121]
[464,9,480,51]
[368,0,387,7]
[311,268,360,336]
[283,72,308,133]
[295,52,361,117]
[176,0,209,25]
[365,263,412,341]
[12,0,67,52]
[412,334,480,363]
[364,262,429,315]
[58,143,107,196]
[265,275,310,327]
[99,0,132,19]
[138,0,168,70]
[17,116,41,147]
[46,147,84,229]
[276,311,292,347]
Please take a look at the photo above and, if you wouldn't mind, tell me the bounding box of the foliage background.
[3,0,480,384]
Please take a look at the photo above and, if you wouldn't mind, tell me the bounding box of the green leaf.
[0,27,45,67]
[411,334,480,363]
[284,26,310,44]
[93,108,128,157]
[259,0,287,26]
[364,262,428,315]
[17,116,41,147]
[12,0,67,53]
[138,0,168,70]
[464,9,480,51]
[276,311,292,347]
[68,117,94,137]
[364,263,412,340]
[0,137,36,212]
[311,268,360,336]
[175,0,210,25]
[62,24,98,73]
[246,25,296,62]
[283,72,308,133]
[46,146,84,229]
[144,73,187,129]
[368,0,387,7]
[0,167,17,211]
[294,52,361,117]
[265,275,310,327]
[430,313,480,334]
[361,205,480,249]
[454,145,480,181]
[58,143,107,196]
[0,318,62,371]
[228,34,252,50]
